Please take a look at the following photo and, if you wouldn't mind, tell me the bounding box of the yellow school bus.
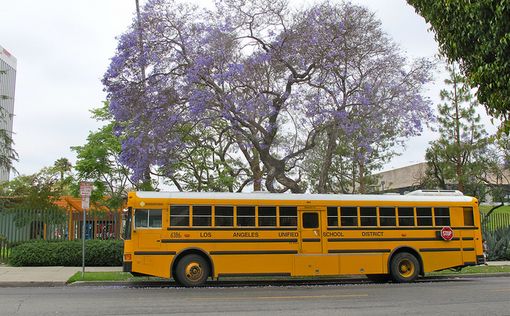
[122,190,484,286]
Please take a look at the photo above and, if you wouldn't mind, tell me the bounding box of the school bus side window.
[135,209,162,228]
[170,205,190,227]
[279,207,297,227]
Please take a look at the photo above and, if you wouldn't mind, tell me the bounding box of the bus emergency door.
[298,209,323,254]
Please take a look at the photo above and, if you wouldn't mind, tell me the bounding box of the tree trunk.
[317,126,338,193]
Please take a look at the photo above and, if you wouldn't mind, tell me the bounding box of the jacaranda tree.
[103,0,434,193]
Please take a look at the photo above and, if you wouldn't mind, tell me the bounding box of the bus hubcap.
[185,262,203,281]
[399,259,414,277]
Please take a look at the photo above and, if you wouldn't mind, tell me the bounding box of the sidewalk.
[0,262,508,287]
[0,266,122,287]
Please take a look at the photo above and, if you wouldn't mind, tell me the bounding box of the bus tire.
[365,274,390,283]
[390,252,420,283]
[175,254,210,287]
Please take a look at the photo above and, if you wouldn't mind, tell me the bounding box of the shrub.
[483,227,510,261]
[9,240,123,266]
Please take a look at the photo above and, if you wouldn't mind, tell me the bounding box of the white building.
[0,45,17,182]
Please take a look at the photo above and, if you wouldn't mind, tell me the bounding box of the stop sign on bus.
[441,226,454,241]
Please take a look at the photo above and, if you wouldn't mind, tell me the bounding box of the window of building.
[379,207,396,226]
[237,206,255,227]
[360,207,377,226]
[192,205,212,227]
[215,206,233,227]
[434,207,450,226]
[398,207,414,226]
[327,207,339,227]
[170,205,189,227]
[341,207,358,227]
[258,206,276,227]
[302,213,319,229]
[135,209,162,228]
[279,206,297,227]
[416,207,433,226]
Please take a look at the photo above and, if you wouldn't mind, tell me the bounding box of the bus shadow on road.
[123,276,476,289]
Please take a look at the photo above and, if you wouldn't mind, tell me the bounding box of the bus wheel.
[390,252,420,283]
[365,274,390,283]
[175,254,210,287]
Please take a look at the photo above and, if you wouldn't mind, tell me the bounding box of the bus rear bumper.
[477,255,486,265]
[123,261,132,273]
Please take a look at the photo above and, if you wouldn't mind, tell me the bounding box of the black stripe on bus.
[419,248,461,252]
[167,227,297,231]
[134,251,176,256]
[326,226,478,231]
[210,250,298,255]
[462,248,475,251]
[328,249,391,254]
[328,237,460,242]
[462,237,474,241]
[302,238,321,242]
[160,239,298,243]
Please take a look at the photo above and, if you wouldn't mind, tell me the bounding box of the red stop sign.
[441,226,454,241]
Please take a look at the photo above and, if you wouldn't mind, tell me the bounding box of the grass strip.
[427,265,510,276]
[67,272,133,283]
[479,205,510,214]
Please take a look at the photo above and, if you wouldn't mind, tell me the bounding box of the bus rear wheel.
[175,254,210,287]
[390,252,420,283]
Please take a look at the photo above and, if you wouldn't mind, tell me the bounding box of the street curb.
[0,281,66,288]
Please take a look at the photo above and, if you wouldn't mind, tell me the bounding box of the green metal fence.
[482,212,510,231]
[0,207,122,262]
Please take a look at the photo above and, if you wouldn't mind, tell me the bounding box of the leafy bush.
[483,227,510,261]
[9,240,123,266]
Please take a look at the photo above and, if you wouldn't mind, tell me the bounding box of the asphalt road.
[1,276,509,315]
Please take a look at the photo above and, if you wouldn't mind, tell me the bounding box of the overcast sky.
[0,0,497,180]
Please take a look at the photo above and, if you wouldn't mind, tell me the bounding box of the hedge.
[9,240,123,266]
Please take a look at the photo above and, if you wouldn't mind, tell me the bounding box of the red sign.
[441,226,454,241]
[80,182,93,197]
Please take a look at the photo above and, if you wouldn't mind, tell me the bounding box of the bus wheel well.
[389,247,424,276]
[171,249,214,279]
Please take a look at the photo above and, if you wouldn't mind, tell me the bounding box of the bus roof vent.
[405,190,464,196]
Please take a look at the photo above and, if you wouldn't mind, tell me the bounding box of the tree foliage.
[104,0,434,192]
[407,0,510,132]
[0,162,73,210]
[424,64,489,196]
[72,102,138,210]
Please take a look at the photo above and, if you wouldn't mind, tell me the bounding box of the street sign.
[81,196,90,210]
[80,182,93,197]
[440,226,454,241]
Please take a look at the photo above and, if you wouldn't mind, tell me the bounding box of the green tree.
[71,103,137,210]
[425,64,489,196]
[0,165,71,209]
[407,0,510,132]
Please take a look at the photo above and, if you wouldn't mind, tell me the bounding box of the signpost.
[80,182,93,278]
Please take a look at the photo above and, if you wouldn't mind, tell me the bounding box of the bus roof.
[133,191,475,203]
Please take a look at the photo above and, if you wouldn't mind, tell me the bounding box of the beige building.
[373,162,427,194]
